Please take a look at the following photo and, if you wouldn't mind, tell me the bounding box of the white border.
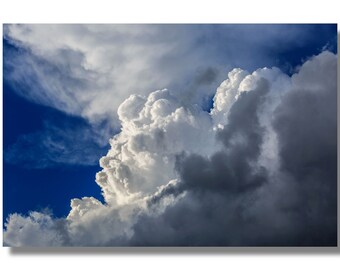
[0,0,339,269]
[0,0,339,23]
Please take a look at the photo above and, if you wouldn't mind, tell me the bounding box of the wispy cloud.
[4,24,327,127]
[4,119,110,168]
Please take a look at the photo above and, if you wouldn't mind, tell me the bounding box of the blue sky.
[3,79,106,220]
[3,24,337,227]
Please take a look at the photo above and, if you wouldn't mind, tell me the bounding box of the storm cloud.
[130,52,337,246]
[3,51,337,246]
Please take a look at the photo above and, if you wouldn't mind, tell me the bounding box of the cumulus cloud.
[3,51,337,246]
[3,211,65,247]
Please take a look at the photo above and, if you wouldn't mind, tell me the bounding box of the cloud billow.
[3,51,337,246]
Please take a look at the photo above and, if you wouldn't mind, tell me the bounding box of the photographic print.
[2,24,337,247]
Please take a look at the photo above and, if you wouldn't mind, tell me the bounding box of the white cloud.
[4,24,317,129]
[4,24,324,168]
[4,24,207,127]
[3,51,337,246]
[98,88,216,205]
[3,212,64,247]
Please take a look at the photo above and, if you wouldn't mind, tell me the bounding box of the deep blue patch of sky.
[3,81,106,222]
[273,24,337,74]
[200,24,337,111]
[3,40,107,222]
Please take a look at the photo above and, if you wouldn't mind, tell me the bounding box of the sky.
[2,24,338,246]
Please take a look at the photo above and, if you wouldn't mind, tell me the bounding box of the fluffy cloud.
[3,212,65,247]
[130,52,337,246]
[4,51,337,246]
[98,88,216,204]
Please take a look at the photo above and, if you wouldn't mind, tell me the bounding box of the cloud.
[176,78,270,194]
[98,88,216,205]
[130,52,337,246]
[270,51,338,245]
[3,51,337,246]
[3,211,65,247]
[4,24,333,168]
[4,24,326,127]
